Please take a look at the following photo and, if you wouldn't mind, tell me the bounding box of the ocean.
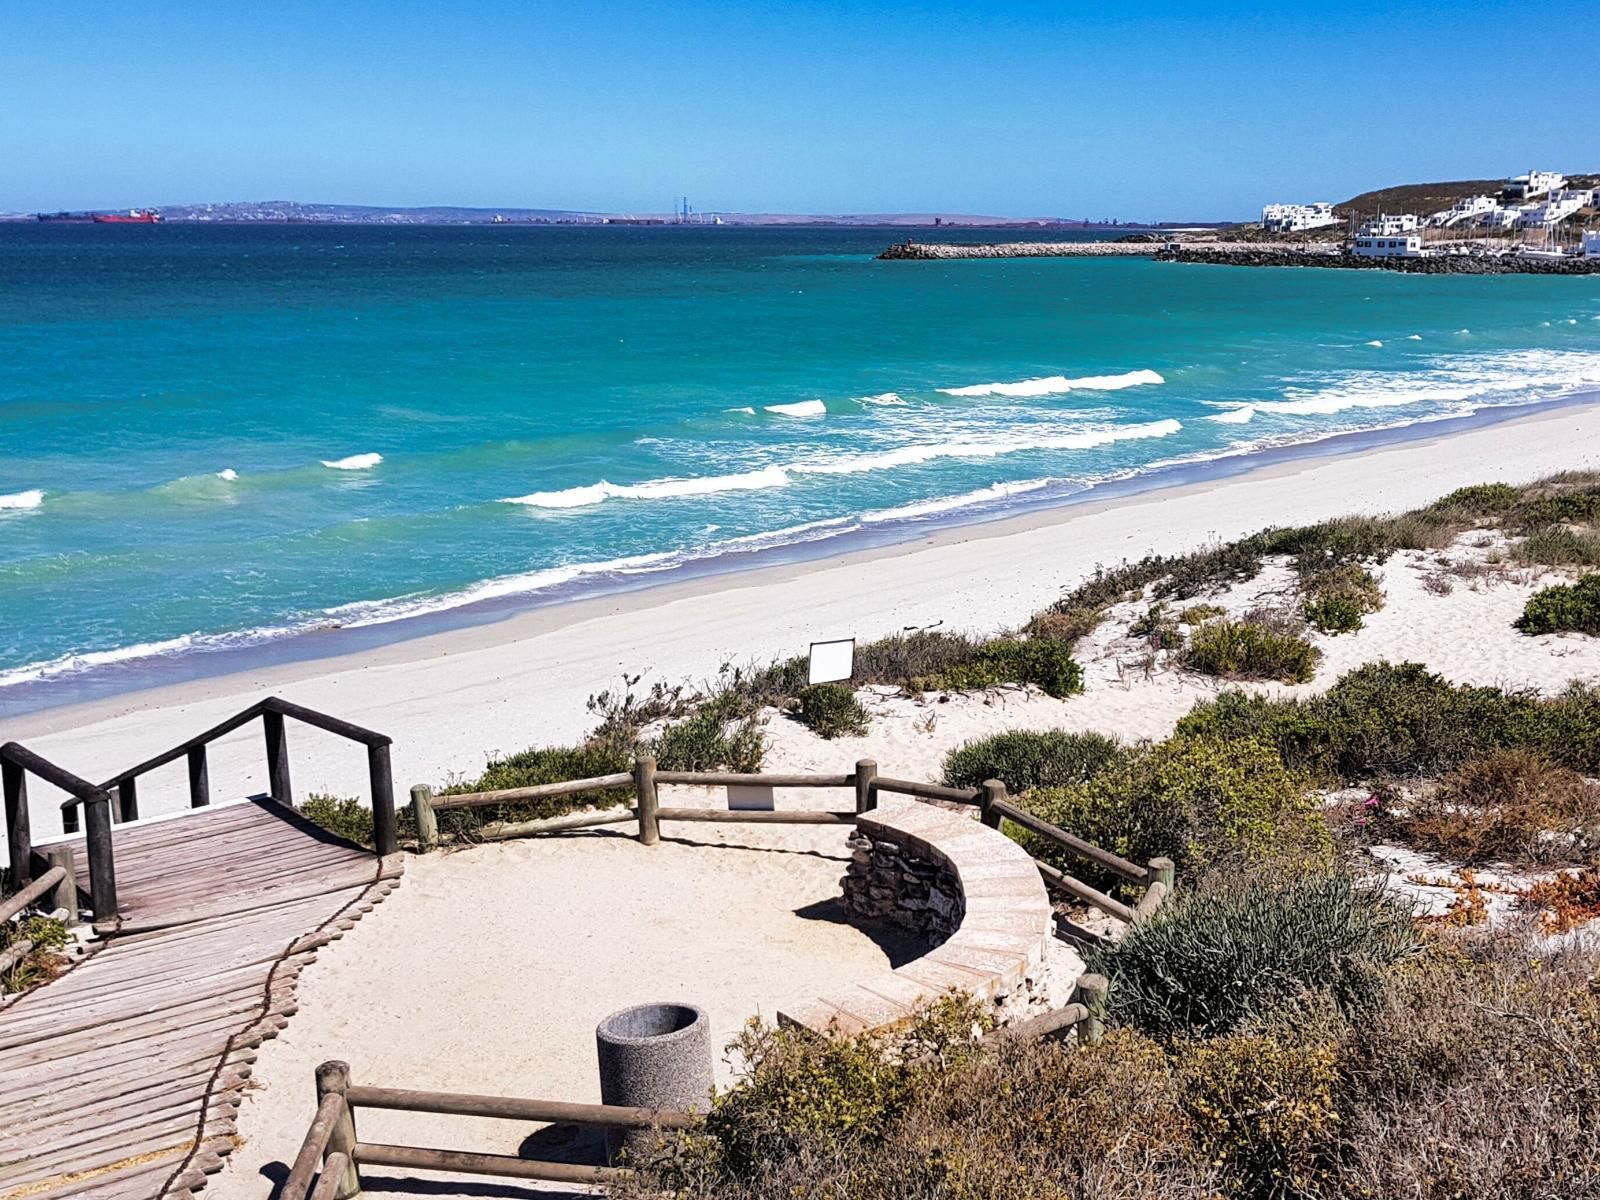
[3,223,1599,712]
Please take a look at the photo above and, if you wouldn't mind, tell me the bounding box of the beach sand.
[9,402,1600,835]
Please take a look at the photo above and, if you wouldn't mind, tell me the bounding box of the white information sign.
[807,638,856,686]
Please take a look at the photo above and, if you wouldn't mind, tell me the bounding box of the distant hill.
[1337,175,1600,218]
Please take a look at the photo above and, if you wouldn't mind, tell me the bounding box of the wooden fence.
[409,757,1172,926]
[283,1060,699,1199]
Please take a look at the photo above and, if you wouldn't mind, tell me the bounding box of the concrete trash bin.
[595,1001,712,1162]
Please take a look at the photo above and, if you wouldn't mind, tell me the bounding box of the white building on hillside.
[1261,202,1339,232]
[1353,233,1424,258]
[1583,231,1600,258]
[1428,195,1499,227]
[1504,170,1566,200]
[1517,189,1591,228]
[1358,213,1419,236]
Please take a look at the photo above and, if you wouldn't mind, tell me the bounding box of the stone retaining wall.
[1157,247,1600,274]
[778,797,1054,1036]
[842,827,963,940]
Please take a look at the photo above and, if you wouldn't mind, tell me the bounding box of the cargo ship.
[92,209,162,224]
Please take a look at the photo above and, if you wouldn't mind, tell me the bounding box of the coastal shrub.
[1517,525,1600,566]
[1014,735,1329,888]
[1427,481,1521,518]
[1303,594,1364,634]
[848,631,991,691]
[435,743,636,841]
[1128,603,1183,649]
[941,729,1120,795]
[1399,749,1600,866]
[1178,1031,1340,1198]
[649,702,765,773]
[1023,606,1101,645]
[1516,573,1600,635]
[1515,488,1600,530]
[297,793,376,845]
[1,913,70,993]
[919,637,1083,699]
[1183,617,1319,683]
[1179,602,1226,625]
[793,684,869,739]
[1093,870,1418,1041]
[1301,563,1384,636]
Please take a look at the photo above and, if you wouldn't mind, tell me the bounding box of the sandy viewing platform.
[9,399,1600,826]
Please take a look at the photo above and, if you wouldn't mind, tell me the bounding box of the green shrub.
[1093,871,1418,1040]
[297,794,376,845]
[1516,526,1600,567]
[1184,618,1319,683]
[793,684,869,739]
[1128,603,1183,649]
[1428,482,1521,517]
[941,729,1120,795]
[1515,489,1600,530]
[1303,594,1364,634]
[0,913,70,993]
[649,703,766,773]
[1024,606,1102,645]
[1176,661,1600,781]
[1015,735,1330,888]
[450,742,635,814]
[1179,602,1226,625]
[920,637,1083,699]
[1516,573,1600,635]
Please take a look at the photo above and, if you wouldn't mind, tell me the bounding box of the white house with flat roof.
[1517,190,1591,228]
[1428,195,1498,227]
[1504,170,1566,201]
[1352,233,1424,258]
[1358,214,1419,236]
[1583,231,1600,258]
[1261,202,1339,232]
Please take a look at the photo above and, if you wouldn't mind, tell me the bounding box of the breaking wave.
[939,368,1164,397]
[322,452,384,470]
[764,399,827,417]
[500,465,792,508]
[1206,405,1256,424]
[496,419,1183,509]
[0,489,44,510]
[861,478,1054,523]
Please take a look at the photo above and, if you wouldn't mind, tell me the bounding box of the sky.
[1,0,1592,220]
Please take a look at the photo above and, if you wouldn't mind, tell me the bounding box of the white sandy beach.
[8,403,1600,836]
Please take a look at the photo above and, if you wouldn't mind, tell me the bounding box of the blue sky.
[1,0,1591,219]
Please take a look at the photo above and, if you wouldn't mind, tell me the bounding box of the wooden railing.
[2,696,395,926]
[284,1060,698,1199]
[409,756,1173,926]
[0,856,79,978]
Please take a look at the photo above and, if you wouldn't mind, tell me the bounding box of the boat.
[92,209,162,224]
[35,211,95,223]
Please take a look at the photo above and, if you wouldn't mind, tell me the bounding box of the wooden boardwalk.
[0,799,403,1200]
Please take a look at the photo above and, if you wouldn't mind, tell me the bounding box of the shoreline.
[7,395,1600,831]
[5,390,1600,721]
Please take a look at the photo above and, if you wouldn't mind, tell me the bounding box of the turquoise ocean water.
[3,224,1599,711]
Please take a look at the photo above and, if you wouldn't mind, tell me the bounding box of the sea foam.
[939,368,1164,397]
[1206,406,1256,424]
[321,452,384,470]
[861,478,1053,523]
[217,468,239,481]
[0,489,44,510]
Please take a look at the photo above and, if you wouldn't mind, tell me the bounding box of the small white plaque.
[807,638,855,686]
[727,784,775,811]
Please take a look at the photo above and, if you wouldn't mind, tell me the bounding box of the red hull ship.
[92,209,162,224]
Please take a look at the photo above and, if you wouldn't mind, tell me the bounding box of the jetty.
[877,240,1163,259]
[0,698,403,1200]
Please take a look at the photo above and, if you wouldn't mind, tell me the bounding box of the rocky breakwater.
[878,240,1162,260]
[1156,246,1600,274]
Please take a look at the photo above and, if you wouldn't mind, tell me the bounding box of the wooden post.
[633,756,659,846]
[115,778,139,824]
[315,1060,362,1200]
[188,745,211,808]
[410,784,438,852]
[45,844,78,925]
[854,759,878,814]
[1148,856,1175,891]
[83,792,118,924]
[2,758,31,887]
[264,711,292,805]
[367,744,396,857]
[1073,973,1108,1045]
[979,779,1006,830]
